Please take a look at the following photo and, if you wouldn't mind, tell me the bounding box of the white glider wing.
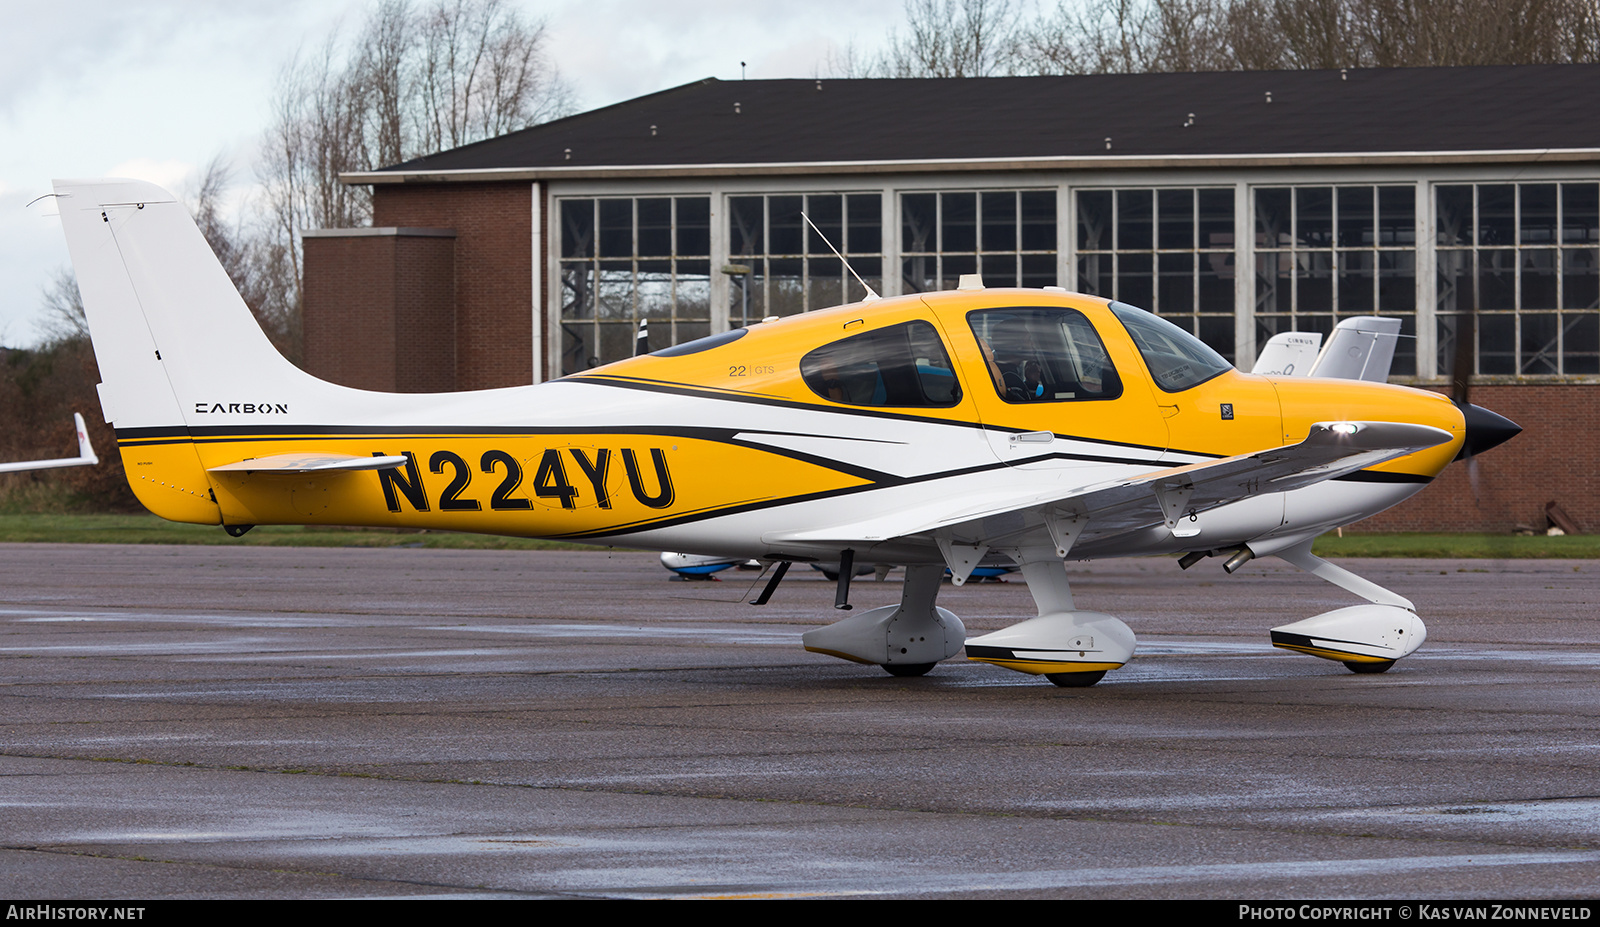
[0,413,101,474]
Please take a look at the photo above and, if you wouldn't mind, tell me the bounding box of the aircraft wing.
[770,421,1452,560]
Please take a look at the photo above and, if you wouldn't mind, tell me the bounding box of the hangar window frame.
[1072,186,1237,362]
[1434,181,1599,378]
[726,192,884,321]
[556,195,714,374]
[899,190,1058,294]
[1252,184,1419,377]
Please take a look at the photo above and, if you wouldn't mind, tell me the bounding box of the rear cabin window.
[800,320,962,407]
[967,307,1123,403]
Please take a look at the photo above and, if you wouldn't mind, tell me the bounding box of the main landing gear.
[798,534,1427,686]
[801,549,1134,687]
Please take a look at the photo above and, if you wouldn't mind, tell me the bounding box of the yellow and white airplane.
[56,178,1518,686]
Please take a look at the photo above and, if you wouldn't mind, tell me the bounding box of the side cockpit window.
[967,307,1124,403]
[801,320,962,407]
[1109,301,1231,393]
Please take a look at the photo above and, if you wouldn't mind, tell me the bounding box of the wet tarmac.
[1,543,1597,899]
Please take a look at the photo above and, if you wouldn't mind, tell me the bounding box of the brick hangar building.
[303,64,1599,534]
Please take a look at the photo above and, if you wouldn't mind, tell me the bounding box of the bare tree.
[985,0,1600,75]
[877,0,1024,77]
[252,0,573,362]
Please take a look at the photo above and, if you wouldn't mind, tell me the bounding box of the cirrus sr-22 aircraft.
[55,178,1518,687]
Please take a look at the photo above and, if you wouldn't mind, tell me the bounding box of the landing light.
[1328,422,1360,435]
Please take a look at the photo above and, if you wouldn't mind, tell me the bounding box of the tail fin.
[1309,316,1402,382]
[54,178,309,432]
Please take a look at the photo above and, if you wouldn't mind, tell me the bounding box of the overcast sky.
[0,0,901,346]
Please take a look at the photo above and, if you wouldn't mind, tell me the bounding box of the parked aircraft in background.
[56,178,1518,687]
[0,413,99,474]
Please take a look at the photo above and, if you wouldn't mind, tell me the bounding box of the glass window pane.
[1118,252,1152,310]
[598,262,633,318]
[1020,253,1055,289]
[1019,191,1056,252]
[1256,251,1291,314]
[1520,313,1559,374]
[1337,186,1373,248]
[767,257,804,315]
[729,196,763,256]
[1390,313,1418,377]
[1378,251,1416,313]
[846,256,882,303]
[846,194,882,254]
[560,263,594,319]
[1519,184,1558,245]
[1078,254,1112,297]
[1480,250,1515,312]
[1436,249,1472,314]
[1256,188,1291,247]
[1436,186,1473,246]
[1298,251,1333,312]
[1562,183,1599,244]
[560,199,594,258]
[1197,189,1233,250]
[768,196,804,255]
[902,193,936,253]
[1564,248,1599,310]
[805,194,843,255]
[1478,313,1515,374]
[1158,252,1193,314]
[636,198,671,257]
[980,192,1016,252]
[1297,187,1333,248]
[1378,186,1415,246]
[1158,189,1193,250]
[1478,185,1515,246]
[807,255,843,310]
[1116,189,1152,251]
[941,192,976,253]
[1338,251,1375,313]
[1521,249,1558,309]
[941,253,976,290]
[598,200,633,258]
[980,253,1018,287]
[676,197,710,256]
[1078,190,1112,251]
[1563,312,1598,373]
[675,260,710,318]
[1198,252,1234,314]
[637,261,673,318]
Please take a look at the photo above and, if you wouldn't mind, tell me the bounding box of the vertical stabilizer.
[54,178,308,432]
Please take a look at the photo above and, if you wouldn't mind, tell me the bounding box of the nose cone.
[1457,403,1521,460]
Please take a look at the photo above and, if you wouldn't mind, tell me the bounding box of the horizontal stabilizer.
[208,453,409,474]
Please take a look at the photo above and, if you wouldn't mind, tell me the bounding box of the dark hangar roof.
[375,64,1600,175]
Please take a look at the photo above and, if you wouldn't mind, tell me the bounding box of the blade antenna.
[801,211,879,303]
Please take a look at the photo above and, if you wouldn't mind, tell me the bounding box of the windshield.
[1109,301,1231,393]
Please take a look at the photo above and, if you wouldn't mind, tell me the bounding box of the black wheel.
[882,662,935,677]
[1344,659,1396,674]
[1045,670,1106,688]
